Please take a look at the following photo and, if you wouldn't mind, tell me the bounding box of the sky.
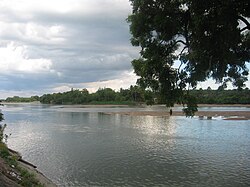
[0,0,249,99]
[0,0,140,99]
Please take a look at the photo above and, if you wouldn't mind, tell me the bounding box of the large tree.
[128,0,250,116]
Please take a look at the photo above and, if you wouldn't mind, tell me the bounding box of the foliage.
[17,166,44,187]
[38,87,250,107]
[0,142,10,159]
[39,87,155,105]
[190,88,250,104]
[5,96,39,103]
[128,0,250,116]
[3,87,250,108]
[0,124,7,143]
[182,94,198,117]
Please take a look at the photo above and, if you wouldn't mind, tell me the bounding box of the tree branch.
[175,40,187,46]
[178,60,184,74]
[179,46,188,57]
[238,15,250,31]
[240,26,248,32]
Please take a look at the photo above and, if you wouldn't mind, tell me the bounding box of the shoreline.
[0,148,56,187]
[2,102,250,108]
[3,102,250,120]
[10,148,57,187]
[18,159,56,187]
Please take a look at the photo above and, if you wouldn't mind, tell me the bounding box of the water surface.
[2,104,250,186]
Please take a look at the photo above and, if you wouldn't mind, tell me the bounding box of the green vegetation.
[191,88,250,104]
[17,167,44,187]
[128,0,249,115]
[39,87,149,105]
[5,96,39,103]
[4,87,250,105]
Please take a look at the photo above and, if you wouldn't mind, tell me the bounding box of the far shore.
[2,102,250,120]
[2,102,250,108]
[62,103,250,120]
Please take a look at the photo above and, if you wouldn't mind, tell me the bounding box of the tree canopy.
[128,0,250,115]
[5,87,250,106]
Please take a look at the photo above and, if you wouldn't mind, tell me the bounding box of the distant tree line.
[3,87,250,105]
[5,96,39,103]
[191,88,250,104]
[39,87,153,105]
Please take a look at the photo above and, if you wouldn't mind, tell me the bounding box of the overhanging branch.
[175,40,187,46]
[240,26,248,32]
[179,46,188,57]
[238,15,250,31]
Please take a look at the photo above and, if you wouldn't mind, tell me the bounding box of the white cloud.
[0,0,131,19]
[0,42,54,73]
[0,21,66,45]
[85,71,138,92]
[50,71,138,93]
[51,85,72,93]
[0,0,77,14]
[24,23,66,44]
[0,89,43,99]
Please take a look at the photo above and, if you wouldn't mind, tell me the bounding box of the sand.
[64,104,250,120]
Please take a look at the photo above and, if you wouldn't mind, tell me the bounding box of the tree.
[217,82,227,91]
[130,85,144,102]
[94,88,117,102]
[207,86,212,91]
[128,0,249,116]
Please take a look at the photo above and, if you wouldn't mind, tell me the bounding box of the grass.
[0,140,44,187]
[17,166,44,187]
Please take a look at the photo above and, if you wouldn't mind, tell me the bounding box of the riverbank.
[0,147,56,187]
[3,102,250,107]
[5,103,250,120]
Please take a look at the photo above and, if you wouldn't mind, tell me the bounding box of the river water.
[1,104,250,186]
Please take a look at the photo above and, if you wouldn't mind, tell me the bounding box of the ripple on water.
[4,105,250,186]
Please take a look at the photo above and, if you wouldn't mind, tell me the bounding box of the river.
[2,103,250,186]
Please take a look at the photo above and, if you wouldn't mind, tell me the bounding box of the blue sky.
[0,0,249,99]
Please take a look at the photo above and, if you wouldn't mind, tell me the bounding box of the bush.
[0,142,10,158]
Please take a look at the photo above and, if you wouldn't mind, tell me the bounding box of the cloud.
[85,71,138,92]
[0,0,140,98]
[0,90,43,99]
[51,70,138,93]
[0,42,54,73]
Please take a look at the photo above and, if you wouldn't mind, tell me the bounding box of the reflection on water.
[2,104,250,186]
